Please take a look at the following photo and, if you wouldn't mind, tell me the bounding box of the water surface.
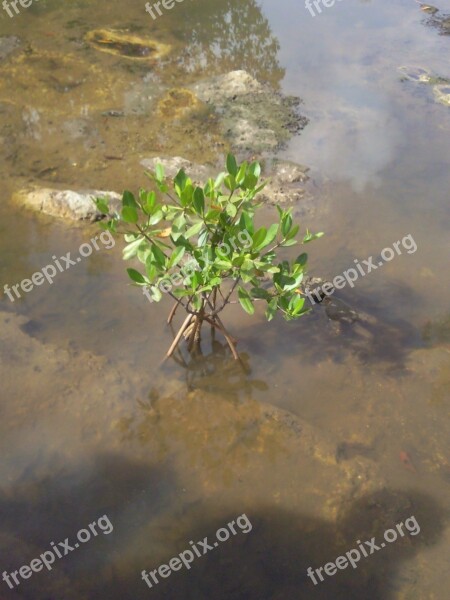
[0,0,449,598]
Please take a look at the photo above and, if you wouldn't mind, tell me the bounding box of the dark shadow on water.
[242,282,425,373]
[0,464,446,600]
[0,454,177,599]
[156,281,424,397]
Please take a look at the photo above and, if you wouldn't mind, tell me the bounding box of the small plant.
[96,154,323,360]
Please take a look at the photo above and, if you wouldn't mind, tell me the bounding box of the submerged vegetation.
[96,155,323,359]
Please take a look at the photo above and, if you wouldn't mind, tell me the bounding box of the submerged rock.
[418,3,439,14]
[140,156,213,182]
[0,49,122,114]
[12,188,121,221]
[140,155,315,208]
[0,36,20,61]
[258,159,310,206]
[399,66,450,107]
[398,65,449,85]
[189,70,308,153]
[428,13,450,34]
[433,84,450,106]
[191,70,264,104]
[85,29,171,60]
[156,88,202,119]
[118,385,385,519]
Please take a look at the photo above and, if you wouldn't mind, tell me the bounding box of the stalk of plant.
[95,154,323,360]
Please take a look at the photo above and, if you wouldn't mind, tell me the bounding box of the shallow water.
[0,0,449,598]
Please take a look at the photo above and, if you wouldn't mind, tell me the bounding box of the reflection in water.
[165,333,268,399]
[174,0,285,86]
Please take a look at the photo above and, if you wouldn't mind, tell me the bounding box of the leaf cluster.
[95,155,323,321]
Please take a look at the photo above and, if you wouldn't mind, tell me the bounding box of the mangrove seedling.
[95,154,323,360]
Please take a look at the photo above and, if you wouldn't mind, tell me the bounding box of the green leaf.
[191,271,202,290]
[303,231,325,243]
[232,255,245,268]
[191,294,203,311]
[260,223,278,249]
[149,285,163,302]
[274,273,297,291]
[252,227,267,250]
[291,296,306,316]
[193,187,205,215]
[123,237,144,260]
[214,258,233,269]
[155,163,165,183]
[236,161,248,185]
[173,213,186,231]
[226,153,238,176]
[283,272,304,292]
[214,172,226,189]
[145,256,157,281]
[127,268,146,284]
[295,253,308,267]
[239,211,254,235]
[180,183,194,207]
[249,161,261,179]
[143,191,156,214]
[198,229,209,247]
[168,246,185,269]
[205,209,222,222]
[149,209,163,225]
[250,287,271,300]
[258,264,280,273]
[265,297,278,321]
[124,233,139,243]
[243,173,258,189]
[285,224,299,241]
[184,221,203,238]
[137,243,151,264]
[225,202,237,218]
[238,286,255,315]
[203,178,214,198]
[281,213,293,237]
[121,205,139,224]
[122,190,138,208]
[151,244,167,268]
[95,197,110,215]
[224,174,236,191]
[174,169,187,191]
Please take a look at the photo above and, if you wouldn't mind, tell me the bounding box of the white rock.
[12,188,121,221]
[190,70,263,104]
[140,156,213,181]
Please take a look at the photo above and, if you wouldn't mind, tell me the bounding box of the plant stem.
[164,313,193,360]
[167,299,181,324]
[210,277,241,317]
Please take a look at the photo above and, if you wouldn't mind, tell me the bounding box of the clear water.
[0,0,449,598]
